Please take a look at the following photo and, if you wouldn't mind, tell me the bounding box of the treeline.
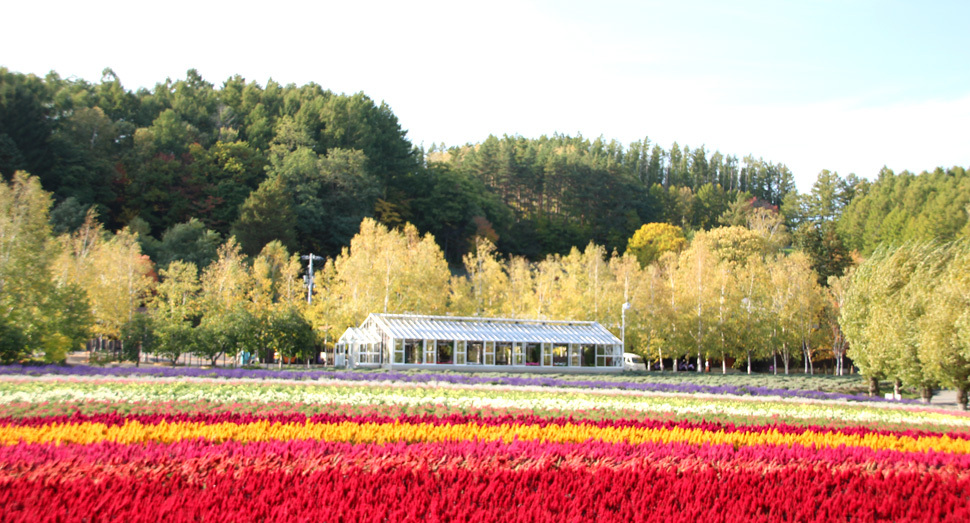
[836,166,970,255]
[428,134,795,257]
[1,67,798,263]
[0,172,313,366]
[0,172,835,381]
[843,242,970,407]
[6,171,970,409]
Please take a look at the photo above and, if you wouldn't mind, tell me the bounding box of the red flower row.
[3,440,968,523]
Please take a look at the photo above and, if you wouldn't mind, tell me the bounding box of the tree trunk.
[958,383,969,411]
[781,344,789,375]
[773,352,778,375]
[721,352,727,374]
[657,348,664,372]
[893,379,902,401]
[805,345,815,376]
[921,385,933,404]
[697,351,702,373]
[868,376,880,397]
[746,350,752,375]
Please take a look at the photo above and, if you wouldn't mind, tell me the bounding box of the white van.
[623,352,646,371]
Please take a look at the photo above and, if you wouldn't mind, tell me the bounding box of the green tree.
[1,172,91,360]
[197,306,252,367]
[152,218,223,270]
[266,307,315,368]
[842,244,942,399]
[150,260,200,365]
[120,313,156,365]
[231,176,297,256]
[838,167,970,255]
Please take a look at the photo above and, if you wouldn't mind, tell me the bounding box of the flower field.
[2,370,969,521]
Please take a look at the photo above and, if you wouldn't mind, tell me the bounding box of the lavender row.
[0,364,919,404]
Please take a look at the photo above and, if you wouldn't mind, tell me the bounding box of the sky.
[5,0,969,192]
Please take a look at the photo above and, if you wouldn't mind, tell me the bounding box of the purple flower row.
[0,364,919,404]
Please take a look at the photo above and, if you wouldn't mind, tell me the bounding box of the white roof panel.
[337,326,381,345]
[367,314,620,345]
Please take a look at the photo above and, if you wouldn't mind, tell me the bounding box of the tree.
[150,260,200,365]
[269,144,380,257]
[718,192,755,227]
[53,214,155,347]
[674,235,720,373]
[151,218,223,270]
[0,314,27,364]
[0,70,54,182]
[938,242,970,408]
[842,244,941,399]
[735,254,771,374]
[766,253,822,375]
[626,223,687,268]
[231,176,297,256]
[266,307,315,368]
[312,219,451,334]
[915,244,968,406]
[631,261,672,371]
[146,109,195,156]
[786,252,825,375]
[198,238,253,366]
[826,270,852,376]
[696,226,769,265]
[197,306,252,367]
[1,172,90,360]
[120,313,156,365]
[246,241,304,363]
[794,221,851,285]
[692,183,728,229]
[838,167,970,255]
[461,237,510,317]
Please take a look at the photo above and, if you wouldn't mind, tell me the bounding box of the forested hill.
[427,134,794,258]
[2,66,965,267]
[835,166,970,255]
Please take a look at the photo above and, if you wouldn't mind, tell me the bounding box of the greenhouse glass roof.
[366,314,621,345]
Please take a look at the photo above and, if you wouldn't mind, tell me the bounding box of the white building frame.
[336,313,623,372]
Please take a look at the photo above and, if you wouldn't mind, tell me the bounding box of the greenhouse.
[335,313,624,372]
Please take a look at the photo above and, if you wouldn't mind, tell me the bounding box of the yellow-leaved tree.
[54,213,155,356]
[198,238,253,366]
[626,223,687,268]
[460,237,509,317]
[311,218,451,336]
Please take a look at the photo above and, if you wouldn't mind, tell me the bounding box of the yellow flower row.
[3,420,967,454]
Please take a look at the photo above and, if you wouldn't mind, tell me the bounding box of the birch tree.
[826,270,852,376]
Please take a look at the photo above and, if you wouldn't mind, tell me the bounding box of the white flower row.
[2,376,968,429]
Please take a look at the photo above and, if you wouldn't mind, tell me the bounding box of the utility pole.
[621,301,631,353]
[301,254,325,304]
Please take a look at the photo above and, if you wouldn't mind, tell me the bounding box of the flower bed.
[0,364,918,404]
[1,374,968,521]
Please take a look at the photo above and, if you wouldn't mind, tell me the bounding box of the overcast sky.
[5,0,969,192]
